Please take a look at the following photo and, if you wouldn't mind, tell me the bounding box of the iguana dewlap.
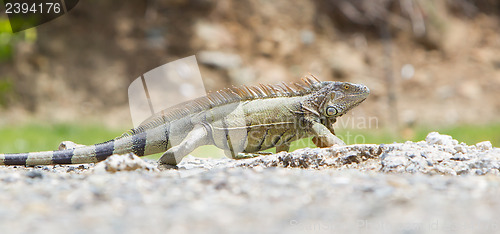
[0,76,369,166]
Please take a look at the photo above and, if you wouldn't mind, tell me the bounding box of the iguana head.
[317,81,370,118]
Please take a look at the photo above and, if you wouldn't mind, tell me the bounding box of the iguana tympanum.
[0,75,369,166]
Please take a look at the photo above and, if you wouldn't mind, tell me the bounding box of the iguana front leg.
[310,121,345,147]
[159,124,213,165]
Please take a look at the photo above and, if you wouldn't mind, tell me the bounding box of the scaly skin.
[0,76,369,166]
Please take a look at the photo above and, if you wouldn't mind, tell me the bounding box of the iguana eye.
[326,106,338,116]
[343,84,349,90]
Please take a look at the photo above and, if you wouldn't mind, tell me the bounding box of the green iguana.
[0,75,369,166]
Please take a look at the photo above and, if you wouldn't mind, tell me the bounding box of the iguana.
[0,75,369,166]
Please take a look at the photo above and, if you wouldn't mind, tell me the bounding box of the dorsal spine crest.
[126,75,325,136]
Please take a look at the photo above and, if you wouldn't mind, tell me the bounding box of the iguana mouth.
[350,85,370,100]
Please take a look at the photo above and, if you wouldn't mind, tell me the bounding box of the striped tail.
[0,140,118,166]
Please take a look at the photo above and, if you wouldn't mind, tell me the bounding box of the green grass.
[0,122,498,161]
[0,123,124,153]
[336,123,500,147]
[418,124,500,147]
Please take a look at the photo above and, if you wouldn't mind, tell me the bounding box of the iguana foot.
[158,150,181,166]
[233,151,273,160]
[312,135,346,148]
[157,163,178,170]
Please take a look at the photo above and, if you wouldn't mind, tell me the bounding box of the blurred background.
[0,0,499,154]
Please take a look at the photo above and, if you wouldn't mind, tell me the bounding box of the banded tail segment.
[0,138,135,166]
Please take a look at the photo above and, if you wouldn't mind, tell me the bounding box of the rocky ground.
[1,132,500,234]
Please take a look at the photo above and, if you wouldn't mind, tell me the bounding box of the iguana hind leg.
[158,124,212,165]
[276,142,290,153]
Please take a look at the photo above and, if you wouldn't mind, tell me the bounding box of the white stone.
[425,132,457,146]
[476,141,493,151]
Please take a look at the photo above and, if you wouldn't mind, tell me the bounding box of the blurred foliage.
[0,78,14,107]
[0,19,14,61]
[0,17,37,108]
[0,17,37,61]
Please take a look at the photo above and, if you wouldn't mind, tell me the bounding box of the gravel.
[1,132,499,234]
